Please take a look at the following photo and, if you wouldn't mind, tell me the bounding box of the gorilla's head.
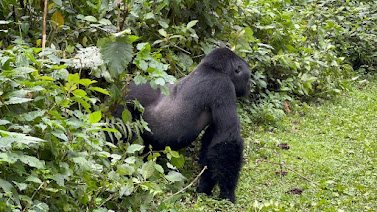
[202,48,251,97]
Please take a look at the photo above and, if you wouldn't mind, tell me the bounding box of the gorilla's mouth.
[236,81,251,97]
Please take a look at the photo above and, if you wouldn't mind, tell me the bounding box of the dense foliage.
[0,0,376,211]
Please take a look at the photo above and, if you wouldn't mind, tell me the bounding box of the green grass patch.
[172,82,377,211]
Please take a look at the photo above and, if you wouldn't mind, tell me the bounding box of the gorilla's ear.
[235,65,242,74]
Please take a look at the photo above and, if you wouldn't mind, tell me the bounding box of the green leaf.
[79,79,97,87]
[0,120,11,125]
[99,18,112,25]
[186,20,198,29]
[144,12,154,20]
[100,36,133,77]
[159,20,169,28]
[72,157,91,171]
[138,60,148,71]
[117,164,135,175]
[15,54,29,67]
[158,29,167,37]
[0,137,15,149]
[89,87,110,96]
[52,0,62,7]
[51,130,68,142]
[12,67,36,75]
[154,164,164,173]
[52,174,67,187]
[243,26,255,42]
[119,179,134,197]
[124,156,136,164]
[0,179,20,205]
[67,73,80,83]
[12,181,28,191]
[72,89,87,97]
[102,128,120,133]
[39,76,54,81]
[133,75,148,85]
[71,96,92,113]
[140,161,155,180]
[165,171,185,182]
[0,153,17,164]
[19,155,45,169]
[170,154,185,169]
[51,10,64,27]
[19,110,46,122]
[136,42,151,51]
[26,176,42,184]
[122,108,132,123]
[89,110,102,124]
[160,86,170,96]
[126,144,144,154]
[0,131,44,148]
[5,97,33,105]
[155,78,165,86]
[84,16,98,22]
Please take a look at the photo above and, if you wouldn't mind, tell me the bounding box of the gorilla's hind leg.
[207,139,243,203]
[197,125,217,195]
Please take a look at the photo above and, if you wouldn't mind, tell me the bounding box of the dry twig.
[257,159,319,186]
[163,166,208,202]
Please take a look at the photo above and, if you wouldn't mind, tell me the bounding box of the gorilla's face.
[231,59,251,97]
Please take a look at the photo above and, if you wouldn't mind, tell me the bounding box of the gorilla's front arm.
[197,81,243,203]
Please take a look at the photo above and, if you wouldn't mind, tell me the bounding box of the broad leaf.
[117,164,135,175]
[89,87,110,96]
[126,144,144,154]
[89,111,102,124]
[19,155,45,169]
[140,161,155,180]
[52,11,64,27]
[100,37,133,77]
[165,171,185,182]
[186,20,198,29]
[119,179,134,197]
[122,108,132,123]
[5,97,32,105]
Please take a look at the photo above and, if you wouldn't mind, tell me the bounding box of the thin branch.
[99,194,115,208]
[173,45,191,55]
[119,0,128,30]
[140,150,165,158]
[163,166,208,202]
[42,0,48,52]
[116,0,122,32]
[257,159,319,186]
[22,182,45,212]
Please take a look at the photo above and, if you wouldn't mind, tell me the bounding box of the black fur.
[114,48,250,203]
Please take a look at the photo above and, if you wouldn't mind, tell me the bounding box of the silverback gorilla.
[113,48,251,203]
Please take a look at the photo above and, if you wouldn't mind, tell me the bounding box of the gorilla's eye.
[235,66,241,74]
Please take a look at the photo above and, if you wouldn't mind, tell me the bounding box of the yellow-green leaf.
[51,10,64,27]
[89,87,110,96]
[89,111,102,124]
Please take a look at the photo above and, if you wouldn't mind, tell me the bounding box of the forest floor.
[173,80,377,211]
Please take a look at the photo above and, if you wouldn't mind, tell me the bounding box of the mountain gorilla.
[113,48,251,203]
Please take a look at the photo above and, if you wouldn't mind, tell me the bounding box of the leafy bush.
[0,46,185,211]
[314,0,377,73]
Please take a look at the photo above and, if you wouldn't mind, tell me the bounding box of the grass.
[171,81,377,211]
